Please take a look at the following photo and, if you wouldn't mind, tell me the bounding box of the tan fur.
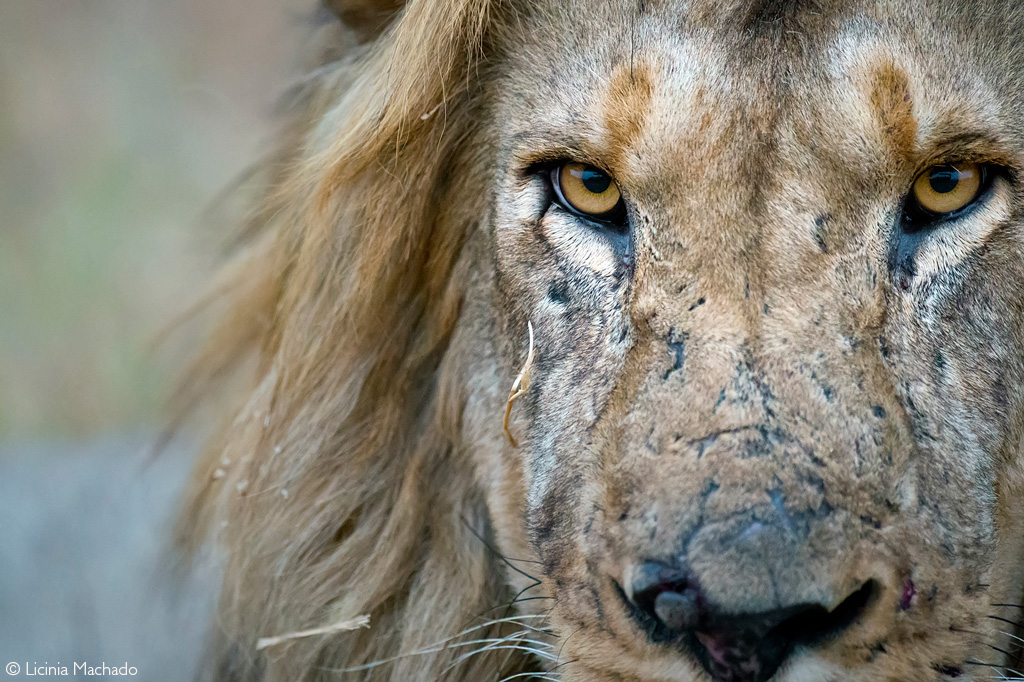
[177,1,1024,680]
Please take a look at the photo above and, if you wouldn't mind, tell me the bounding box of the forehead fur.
[498,0,1022,141]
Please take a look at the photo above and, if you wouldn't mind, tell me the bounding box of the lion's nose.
[624,560,878,682]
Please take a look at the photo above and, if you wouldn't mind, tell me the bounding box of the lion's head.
[178,1,1024,680]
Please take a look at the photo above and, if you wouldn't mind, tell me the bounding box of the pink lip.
[695,632,730,666]
[695,631,763,678]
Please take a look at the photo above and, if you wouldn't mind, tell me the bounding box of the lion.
[175,0,1024,680]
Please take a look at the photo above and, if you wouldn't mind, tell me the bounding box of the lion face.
[472,1,1024,680]
[183,0,1024,680]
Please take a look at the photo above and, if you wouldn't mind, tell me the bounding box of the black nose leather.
[625,561,877,682]
[628,561,702,632]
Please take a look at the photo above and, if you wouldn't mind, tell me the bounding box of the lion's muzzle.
[564,308,915,681]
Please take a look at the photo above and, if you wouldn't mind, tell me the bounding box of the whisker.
[975,670,1024,681]
[498,671,563,682]
[460,514,544,579]
[495,631,548,675]
[467,608,553,638]
[546,657,579,673]
[999,630,1024,647]
[556,625,585,664]
[499,581,550,620]
[990,615,1024,629]
[449,635,557,656]
[984,643,1024,667]
[326,614,553,673]
[965,660,1016,669]
[441,635,560,674]
[454,639,559,662]
[964,659,1024,680]
[477,595,554,618]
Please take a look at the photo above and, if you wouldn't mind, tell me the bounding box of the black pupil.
[580,168,612,194]
[928,167,960,194]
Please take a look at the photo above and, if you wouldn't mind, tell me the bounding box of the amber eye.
[910,163,983,215]
[552,162,625,221]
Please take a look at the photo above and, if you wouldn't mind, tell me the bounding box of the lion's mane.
[174,2,530,680]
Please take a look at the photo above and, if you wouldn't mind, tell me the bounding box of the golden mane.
[174,1,535,679]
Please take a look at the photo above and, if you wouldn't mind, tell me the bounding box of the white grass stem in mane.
[255,614,370,651]
[504,321,535,447]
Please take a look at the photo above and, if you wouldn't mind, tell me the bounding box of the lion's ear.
[322,0,405,41]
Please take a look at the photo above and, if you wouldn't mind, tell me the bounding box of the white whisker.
[327,613,554,673]
[498,670,563,682]
[442,635,560,672]
[999,629,1024,646]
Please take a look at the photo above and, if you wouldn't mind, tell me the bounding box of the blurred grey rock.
[0,434,215,681]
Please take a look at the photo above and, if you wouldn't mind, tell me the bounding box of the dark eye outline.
[902,163,999,232]
[548,163,629,233]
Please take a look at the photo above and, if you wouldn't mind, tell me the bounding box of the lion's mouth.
[691,580,878,682]
[618,579,879,682]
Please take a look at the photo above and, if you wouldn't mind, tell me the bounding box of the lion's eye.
[551,163,626,225]
[909,163,983,216]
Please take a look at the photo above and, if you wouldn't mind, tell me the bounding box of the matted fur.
[178,1,1024,681]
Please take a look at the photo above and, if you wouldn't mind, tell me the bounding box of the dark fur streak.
[811,371,834,403]
[813,215,830,254]
[663,328,687,380]
[867,640,889,661]
[860,515,883,529]
[548,280,570,304]
[713,388,728,412]
[932,664,963,678]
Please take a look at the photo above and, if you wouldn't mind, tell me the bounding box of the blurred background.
[1,0,308,439]
[1,1,313,676]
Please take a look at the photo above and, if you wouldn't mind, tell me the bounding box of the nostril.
[625,561,703,635]
[654,588,701,631]
[628,561,688,601]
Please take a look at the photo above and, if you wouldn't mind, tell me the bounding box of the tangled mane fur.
[175,2,537,679]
